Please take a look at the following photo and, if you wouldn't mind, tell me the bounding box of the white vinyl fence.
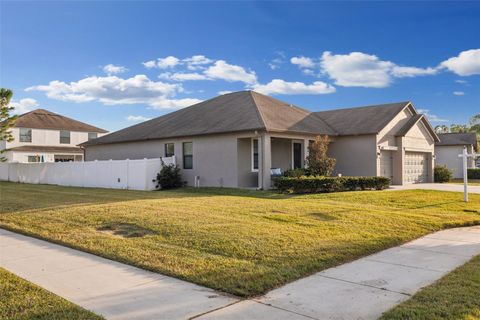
[0,157,175,191]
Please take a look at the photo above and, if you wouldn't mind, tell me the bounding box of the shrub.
[283,168,308,178]
[155,160,183,190]
[273,176,390,194]
[305,136,336,176]
[468,168,480,179]
[434,165,453,183]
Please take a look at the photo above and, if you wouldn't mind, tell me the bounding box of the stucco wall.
[377,108,413,147]
[328,135,377,177]
[85,134,240,188]
[435,145,475,178]
[271,138,293,171]
[6,127,107,149]
[237,138,257,188]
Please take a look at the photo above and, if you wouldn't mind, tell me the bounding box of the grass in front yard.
[1,182,480,296]
[0,268,102,320]
[381,254,480,319]
[449,178,480,186]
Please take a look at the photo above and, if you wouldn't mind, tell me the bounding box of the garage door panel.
[405,152,428,183]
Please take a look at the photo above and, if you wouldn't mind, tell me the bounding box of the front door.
[293,142,302,169]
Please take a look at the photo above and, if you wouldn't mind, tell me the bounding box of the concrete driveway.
[389,183,480,194]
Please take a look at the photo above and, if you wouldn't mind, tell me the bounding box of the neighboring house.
[435,133,478,178]
[1,109,107,163]
[82,91,439,188]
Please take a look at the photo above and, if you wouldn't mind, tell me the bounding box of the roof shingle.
[15,109,107,133]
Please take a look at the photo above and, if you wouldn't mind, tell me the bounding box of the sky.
[1,1,479,132]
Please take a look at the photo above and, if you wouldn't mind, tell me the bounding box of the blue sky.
[1,1,479,132]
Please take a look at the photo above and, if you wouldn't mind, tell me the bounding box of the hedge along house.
[81,91,439,188]
[435,133,478,179]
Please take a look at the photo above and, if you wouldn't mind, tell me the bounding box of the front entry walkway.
[2,226,480,320]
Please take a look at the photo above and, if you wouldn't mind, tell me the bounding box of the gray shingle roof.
[314,102,411,136]
[15,109,107,133]
[81,91,337,146]
[436,133,478,149]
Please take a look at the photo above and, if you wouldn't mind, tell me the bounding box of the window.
[183,142,193,169]
[20,128,32,142]
[27,155,39,163]
[165,143,175,157]
[252,138,259,172]
[60,130,70,144]
[88,132,98,141]
[54,155,74,162]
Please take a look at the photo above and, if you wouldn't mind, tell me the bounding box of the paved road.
[388,183,480,194]
[2,226,480,320]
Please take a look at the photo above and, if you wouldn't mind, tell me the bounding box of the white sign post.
[458,146,478,203]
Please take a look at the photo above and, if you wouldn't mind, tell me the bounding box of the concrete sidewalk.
[388,183,480,194]
[2,226,480,320]
[0,229,238,320]
[199,226,480,319]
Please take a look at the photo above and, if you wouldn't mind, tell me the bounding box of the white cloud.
[157,56,180,69]
[126,115,152,122]
[159,72,209,81]
[291,56,316,69]
[9,98,39,114]
[183,55,213,70]
[455,79,468,84]
[440,49,480,76]
[253,79,335,95]
[142,60,157,69]
[453,91,465,96]
[391,66,438,78]
[218,90,232,95]
[319,51,437,88]
[204,60,257,84]
[150,97,202,110]
[269,52,286,70]
[143,56,180,69]
[320,51,394,88]
[417,109,448,123]
[26,75,194,109]
[102,64,128,75]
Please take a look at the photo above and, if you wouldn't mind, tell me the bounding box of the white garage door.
[379,151,393,180]
[405,152,428,183]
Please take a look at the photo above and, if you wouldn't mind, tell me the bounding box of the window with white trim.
[20,128,32,142]
[60,130,70,144]
[183,142,193,169]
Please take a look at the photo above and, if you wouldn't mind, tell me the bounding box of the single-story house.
[81,91,439,188]
[435,133,478,178]
[1,109,107,163]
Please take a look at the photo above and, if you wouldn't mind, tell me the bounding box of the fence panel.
[0,157,174,191]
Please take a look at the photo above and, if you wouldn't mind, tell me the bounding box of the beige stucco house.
[1,109,107,163]
[435,133,478,178]
[82,91,439,188]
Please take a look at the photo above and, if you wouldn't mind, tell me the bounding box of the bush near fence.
[273,176,391,194]
[468,168,480,179]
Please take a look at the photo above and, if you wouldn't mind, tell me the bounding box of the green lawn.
[381,255,480,320]
[0,268,102,320]
[1,182,480,297]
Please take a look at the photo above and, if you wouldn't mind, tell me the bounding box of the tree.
[0,88,17,162]
[450,123,469,133]
[305,135,336,176]
[434,125,449,134]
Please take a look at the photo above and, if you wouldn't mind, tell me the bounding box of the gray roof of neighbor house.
[81,91,337,146]
[436,133,478,149]
[15,109,108,133]
[314,102,411,136]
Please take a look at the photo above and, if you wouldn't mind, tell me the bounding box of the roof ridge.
[249,91,268,131]
[316,101,411,114]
